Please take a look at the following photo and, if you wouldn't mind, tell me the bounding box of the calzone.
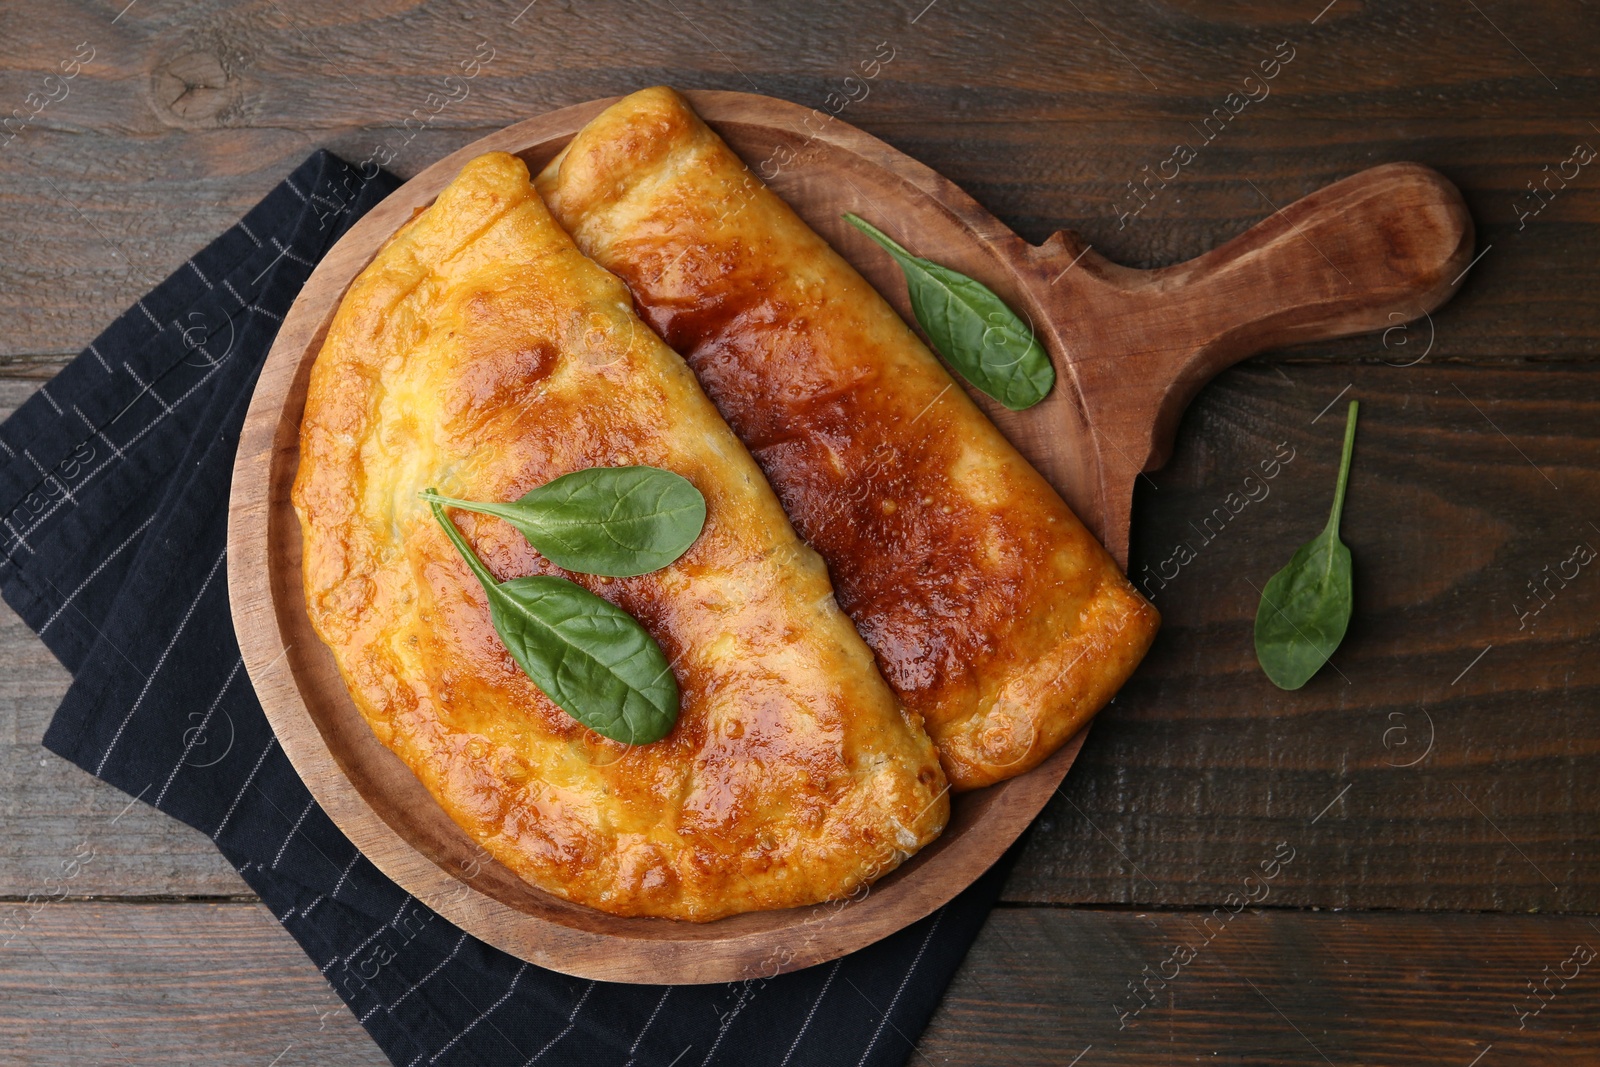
[537,88,1160,790]
[293,152,947,921]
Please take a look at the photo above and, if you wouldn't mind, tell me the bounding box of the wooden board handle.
[1040,162,1474,479]
[1145,161,1474,458]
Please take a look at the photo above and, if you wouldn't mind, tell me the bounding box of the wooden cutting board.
[227,90,1472,984]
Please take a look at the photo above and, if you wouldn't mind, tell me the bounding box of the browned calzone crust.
[536,87,1160,790]
[293,152,947,920]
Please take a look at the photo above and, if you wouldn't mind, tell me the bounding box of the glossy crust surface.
[537,88,1160,790]
[292,152,947,921]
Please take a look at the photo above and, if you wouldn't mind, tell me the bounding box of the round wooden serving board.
[227,90,1472,985]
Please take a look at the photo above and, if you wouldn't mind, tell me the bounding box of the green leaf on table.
[1254,401,1359,690]
[429,499,679,745]
[420,466,705,578]
[842,212,1055,411]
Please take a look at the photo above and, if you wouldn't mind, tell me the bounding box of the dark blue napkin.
[0,150,1004,1067]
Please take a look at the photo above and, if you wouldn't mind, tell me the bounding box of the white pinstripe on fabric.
[153,655,242,808]
[270,235,314,267]
[301,847,363,920]
[71,404,94,430]
[87,342,112,373]
[780,958,841,1067]
[337,896,417,968]
[426,962,528,1065]
[94,546,227,775]
[701,982,759,1067]
[73,404,127,461]
[623,987,672,1067]
[315,896,420,1024]
[35,509,160,634]
[238,219,263,247]
[385,930,469,1014]
[119,363,172,414]
[36,385,63,415]
[855,910,943,1067]
[271,796,316,870]
[135,300,162,329]
[213,736,276,839]
[326,849,365,900]
[524,981,596,1065]
[321,897,422,1026]
[186,259,214,289]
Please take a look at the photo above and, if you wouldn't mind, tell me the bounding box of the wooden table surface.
[2,1,1597,1063]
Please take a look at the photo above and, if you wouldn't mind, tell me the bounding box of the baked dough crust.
[293,151,947,921]
[537,88,1160,790]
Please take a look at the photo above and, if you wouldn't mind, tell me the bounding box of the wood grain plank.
[0,0,1595,358]
[0,901,386,1066]
[920,906,1600,1066]
[0,355,72,381]
[3,902,1594,1065]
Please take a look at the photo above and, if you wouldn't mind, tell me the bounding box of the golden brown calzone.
[537,88,1160,790]
[293,152,947,920]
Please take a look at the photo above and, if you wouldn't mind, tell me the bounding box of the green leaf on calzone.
[429,499,679,744]
[421,466,705,578]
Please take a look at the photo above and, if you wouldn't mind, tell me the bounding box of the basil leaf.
[429,499,679,745]
[1254,402,1359,690]
[421,466,705,578]
[842,212,1055,411]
